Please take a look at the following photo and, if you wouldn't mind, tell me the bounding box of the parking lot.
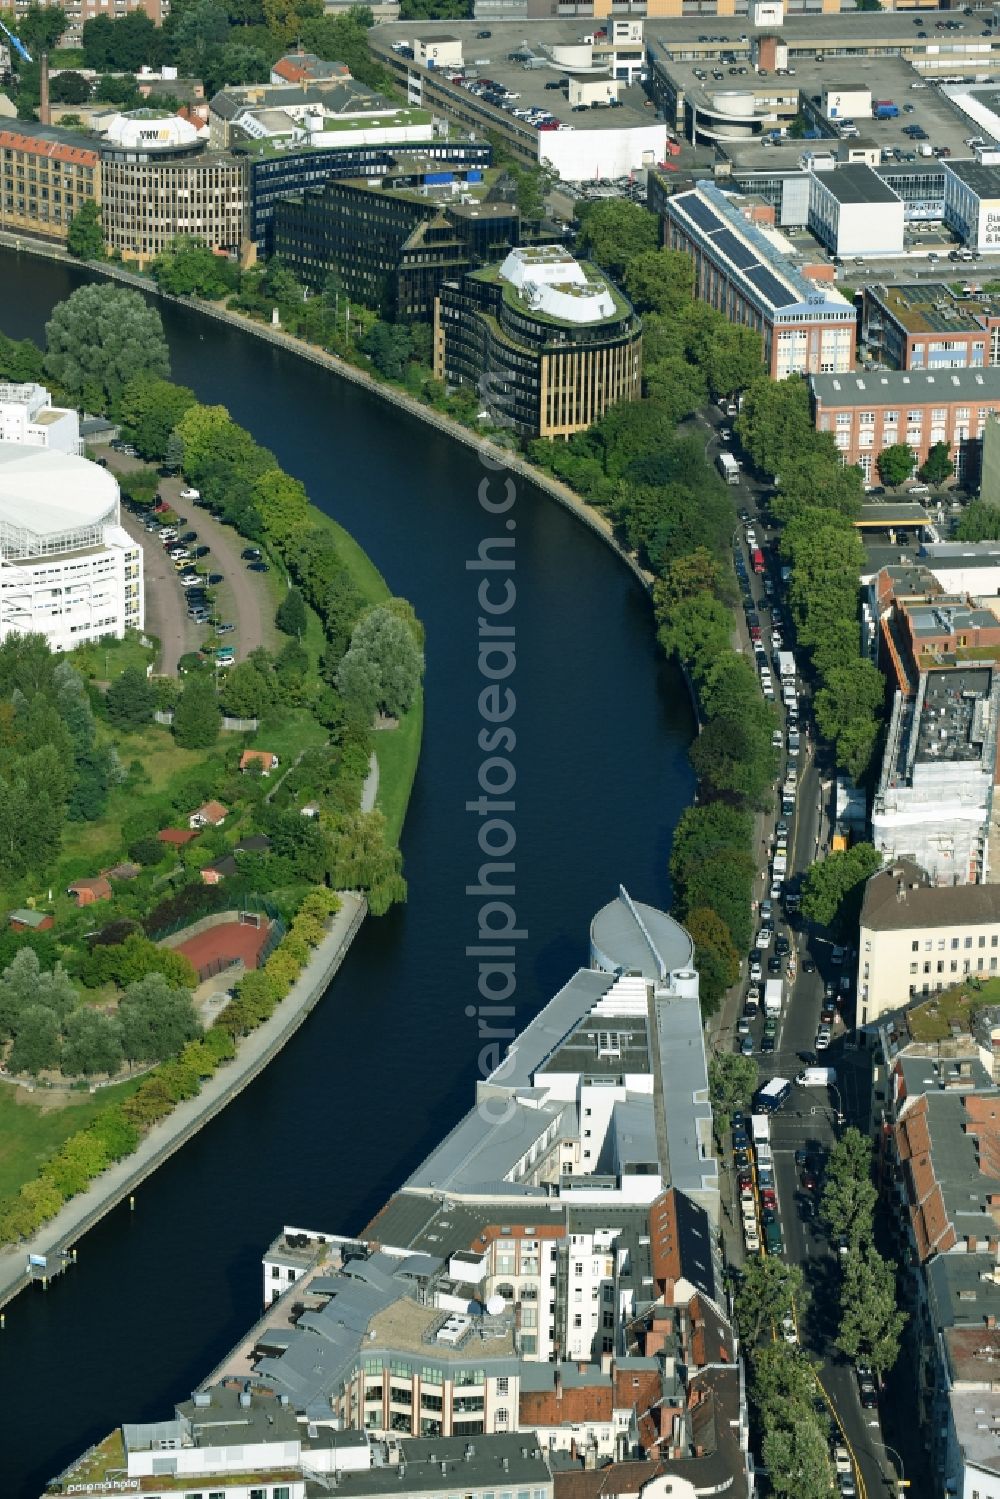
[104,450,278,676]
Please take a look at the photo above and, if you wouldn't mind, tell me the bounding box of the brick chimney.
[39,53,50,126]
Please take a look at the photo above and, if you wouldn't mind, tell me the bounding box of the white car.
[749,957,763,981]
[180,574,203,589]
[833,1445,852,1476]
[757,926,773,949]
[744,1225,761,1253]
[815,1026,832,1051]
[179,487,200,500]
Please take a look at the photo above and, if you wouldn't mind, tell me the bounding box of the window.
[966,936,974,948]
[497,1377,509,1395]
[952,938,960,950]
[911,940,919,952]
[496,1406,509,1426]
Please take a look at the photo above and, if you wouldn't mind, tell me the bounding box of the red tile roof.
[158,827,199,845]
[0,129,98,166]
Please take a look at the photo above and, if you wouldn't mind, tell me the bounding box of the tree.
[61,1008,124,1077]
[164,431,185,473]
[837,1244,906,1377]
[50,70,90,104]
[8,1004,61,1076]
[736,376,815,476]
[44,284,170,411]
[702,320,763,398]
[83,10,165,69]
[253,468,311,553]
[66,199,104,260]
[118,374,196,460]
[15,3,69,55]
[877,442,915,487]
[708,1052,758,1138]
[733,1255,805,1346]
[920,440,955,486]
[957,500,1000,542]
[276,586,307,639]
[801,843,882,936]
[684,905,740,1017]
[689,710,775,806]
[0,948,77,1040]
[218,658,274,719]
[337,604,424,720]
[622,248,694,317]
[360,320,412,378]
[94,72,141,105]
[152,237,241,299]
[821,1127,878,1246]
[105,664,156,728]
[117,973,199,1063]
[763,1414,836,1499]
[172,673,220,748]
[751,1344,820,1426]
[575,198,659,280]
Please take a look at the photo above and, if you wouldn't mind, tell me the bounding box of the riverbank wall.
[0,891,367,1312]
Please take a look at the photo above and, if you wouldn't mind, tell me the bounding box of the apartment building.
[868,1031,1000,1498]
[862,283,1000,373]
[0,122,99,244]
[879,590,1000,695]
[811,367,1000,482]
[663,183,855,379]
[436,247,643,439]
[6,0,167,46]
[859,860,1000,1022]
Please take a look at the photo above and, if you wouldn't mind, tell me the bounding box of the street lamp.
[873,1439,908,1494]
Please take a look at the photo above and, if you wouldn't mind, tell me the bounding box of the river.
[0,247,696,1499]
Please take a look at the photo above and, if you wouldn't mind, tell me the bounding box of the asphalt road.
[697,408,910,1499]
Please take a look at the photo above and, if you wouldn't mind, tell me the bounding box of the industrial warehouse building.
[663,182,855,379]
[0,444,143,653]
[434,246,642,438]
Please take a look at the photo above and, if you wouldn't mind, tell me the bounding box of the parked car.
[749,957,762,981]
[740,1035,754,1056]
[815,1026,832,1051]
[216,623,236,635]
[801,1169,818,1192]
[179,487,200,500]
[248,561,270,573]
[241,547,261,561]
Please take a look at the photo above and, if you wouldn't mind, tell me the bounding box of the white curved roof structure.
[102,111,200,150]
[499,246,618,325]
[0,443,119,559]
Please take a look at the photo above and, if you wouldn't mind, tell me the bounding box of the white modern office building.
[0,443,143,651]
[0,383,80,454]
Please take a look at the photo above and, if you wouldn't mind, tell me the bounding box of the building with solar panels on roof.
[663,181,856,380]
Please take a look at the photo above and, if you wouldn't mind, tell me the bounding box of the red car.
[761,1188,777,1209]
[801,1169,818,1192]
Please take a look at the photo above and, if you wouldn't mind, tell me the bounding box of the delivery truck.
[717,451,740,485]
[874,100,899,118]
[754,1076,792,1113]
[764,978,783,1015]
[795,1066,838,1088]
[777,651,796,679]
[751,1113,770,1145]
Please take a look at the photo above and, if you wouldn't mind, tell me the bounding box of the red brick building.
[811,367,1000,482]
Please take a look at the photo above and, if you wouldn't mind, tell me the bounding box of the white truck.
[764,978,783,1015]
[777,651,796,680]
[796,1066,837,1088]
[773,851,788,878]
[717,451,740,485]
[751,1113,770,1145]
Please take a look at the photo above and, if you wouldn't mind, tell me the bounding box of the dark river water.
[0,248,695,1499]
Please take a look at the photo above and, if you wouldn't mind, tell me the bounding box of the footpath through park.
[0,892,367,1311]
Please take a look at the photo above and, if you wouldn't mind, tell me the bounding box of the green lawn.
[374,692,424,847]
[0,1076,142,1202]
[68,631,156,683]
[249,709,329,765]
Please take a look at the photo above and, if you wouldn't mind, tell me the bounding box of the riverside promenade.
[0,892,367,1312]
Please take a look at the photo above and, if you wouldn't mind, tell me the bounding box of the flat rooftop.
[916,666,995,764]
[906,600,1000,637]
[815,163,901,206]
[867,281,996,337]
[946,158,1000,197]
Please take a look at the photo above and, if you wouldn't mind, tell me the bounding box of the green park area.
[0,282,424,1242]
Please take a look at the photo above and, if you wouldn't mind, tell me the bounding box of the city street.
[699,407,910,1499]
